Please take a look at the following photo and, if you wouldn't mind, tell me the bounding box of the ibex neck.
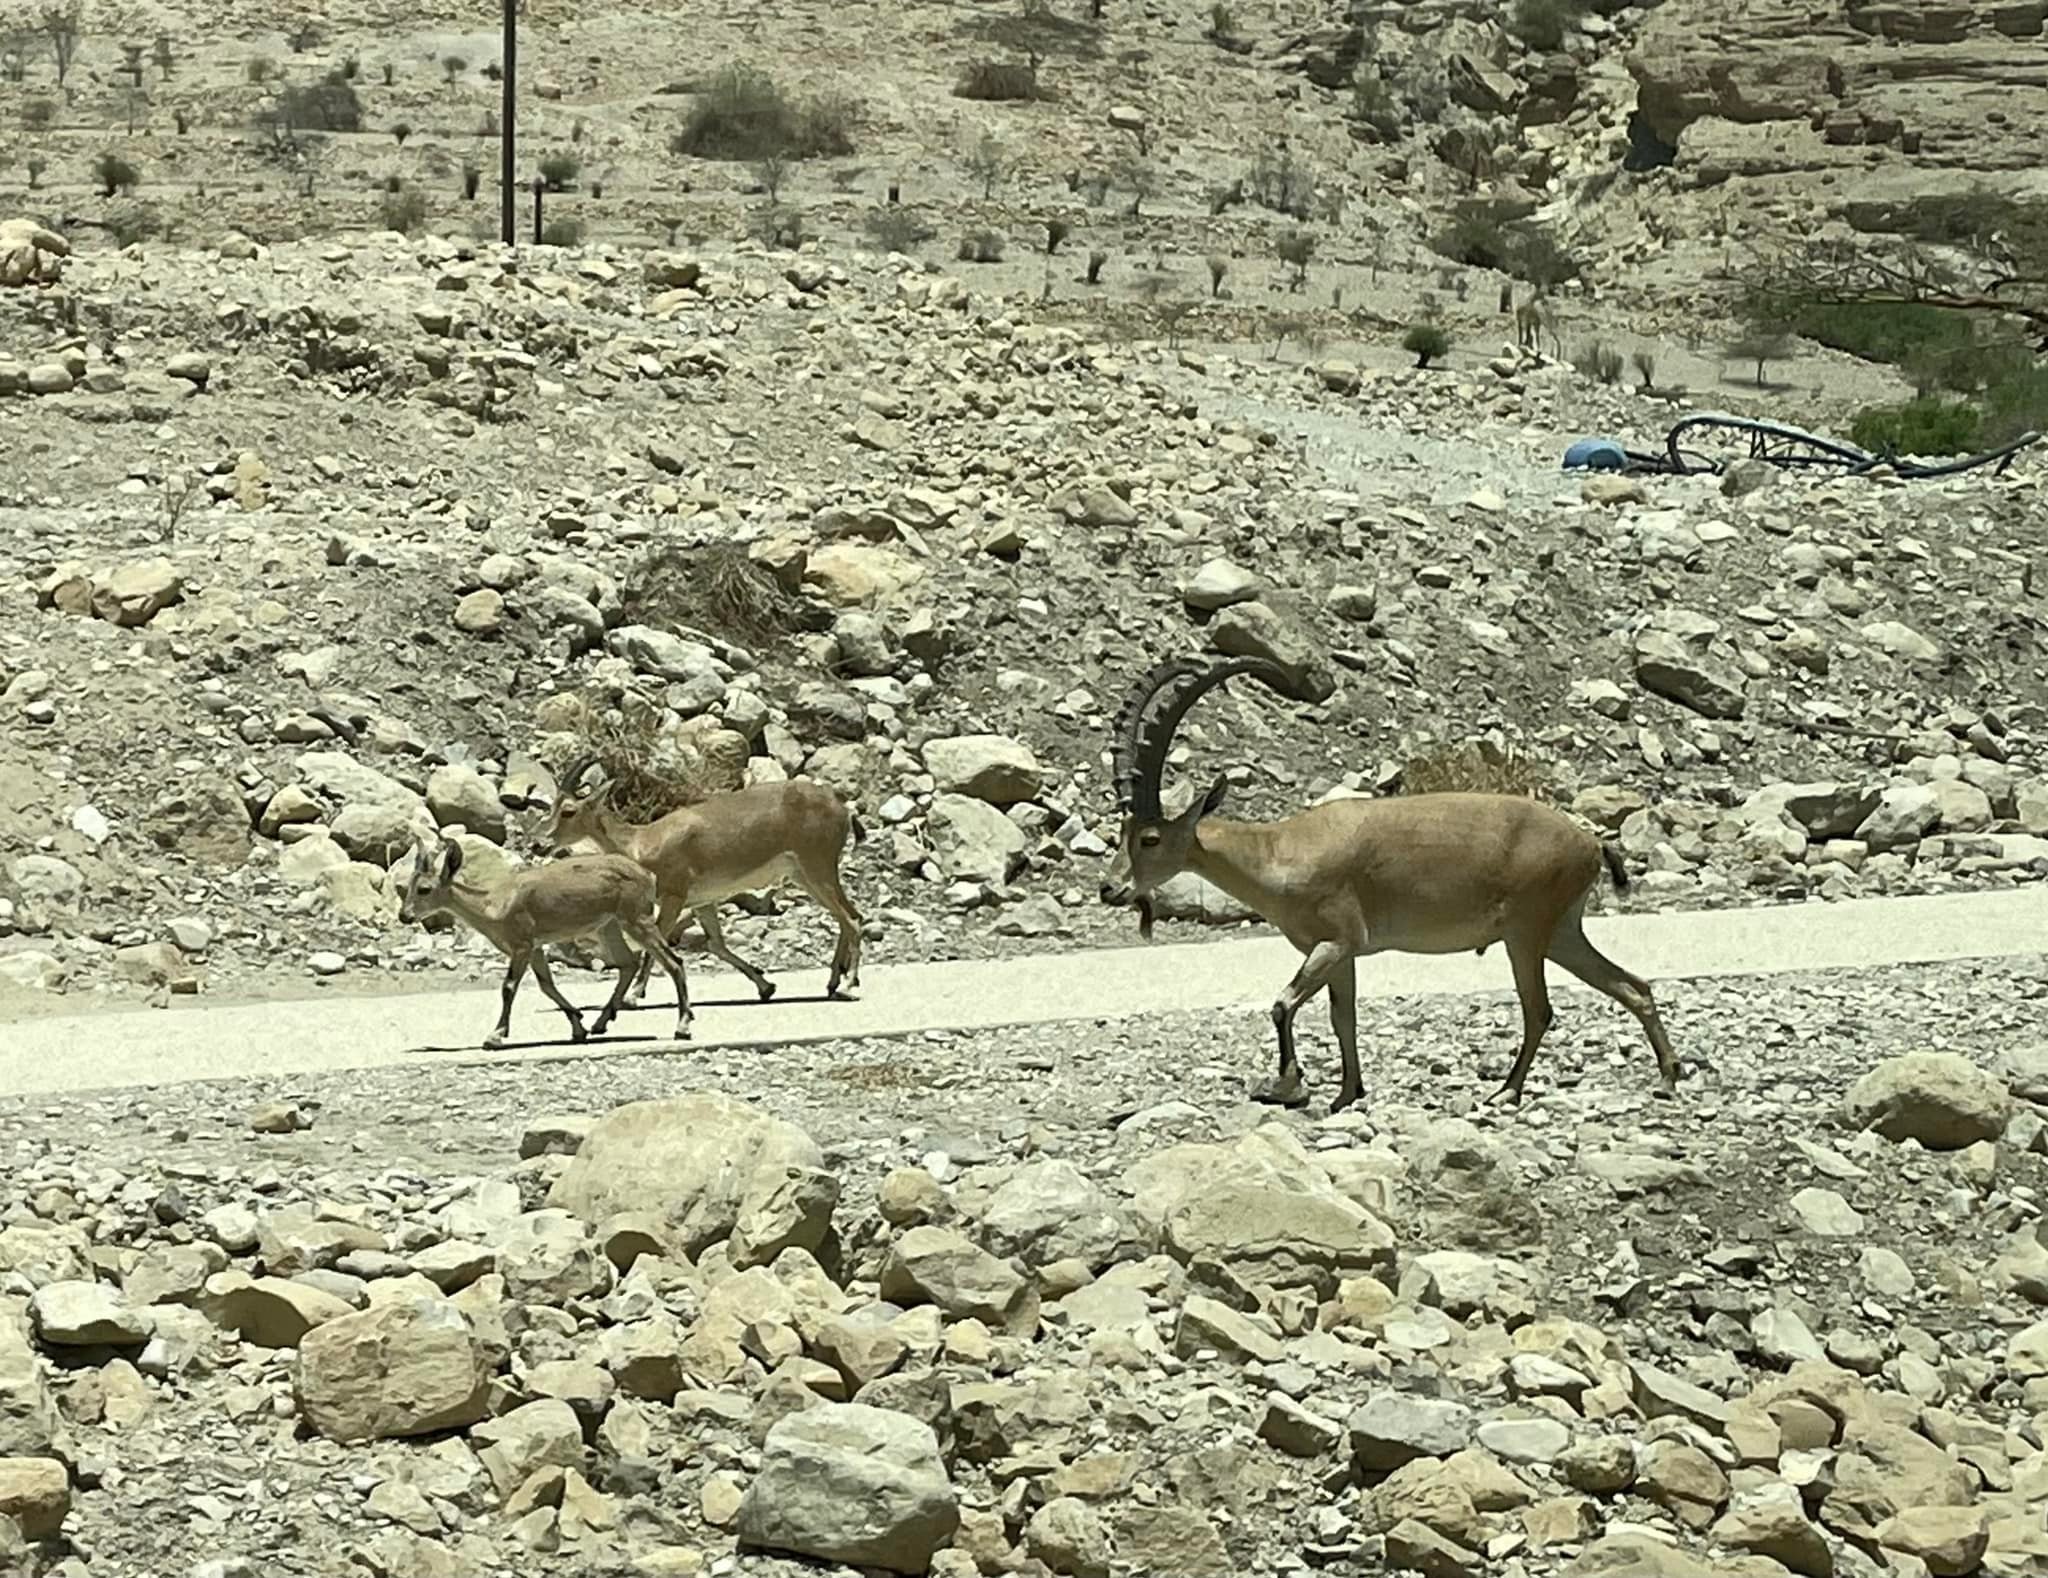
[1186,817,1287,916]
[438,879,511,931]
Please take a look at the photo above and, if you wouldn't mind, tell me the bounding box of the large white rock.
[738,1403,959,1574]
[294,1299,491,1443]
[1843,1052,2012,1151]
[921,734,1044,806]
[546,1094,837,1268]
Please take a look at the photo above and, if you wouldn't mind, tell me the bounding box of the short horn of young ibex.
[1099,657,1678,1111]
[543,760,865,1014]
[399,834,693,1050]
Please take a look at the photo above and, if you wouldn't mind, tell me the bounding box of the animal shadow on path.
[399,1031,665,1057]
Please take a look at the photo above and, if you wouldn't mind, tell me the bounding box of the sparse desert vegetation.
[2,3,2048,1577]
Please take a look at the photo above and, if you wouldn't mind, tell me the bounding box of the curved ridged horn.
[1112,658,1206,815]
[556,755,603,798]
[1115,656,1301,818]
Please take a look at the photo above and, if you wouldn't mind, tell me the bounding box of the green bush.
[540,216,584,247]
[1248,143,1315,220]
[93,150,141,196]
[285,75,363,132]
[750,204,806,249]
[1433,213,1577,288]
[540,150,580,191]
[1403,321,1451,368]
[1983,366,2048,445]
[956,228,1004,263]
[379,187,429,234]
[1848,397,1982,457]
[672,64,855,160]
[864,207,932,254]
[1788,300,1973,372]
[1574,341,1624,385]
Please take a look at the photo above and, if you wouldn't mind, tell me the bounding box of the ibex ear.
[1199,776,1230,816]
[439,838,463,881]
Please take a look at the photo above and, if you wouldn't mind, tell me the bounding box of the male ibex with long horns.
[1100,657,1679,1111]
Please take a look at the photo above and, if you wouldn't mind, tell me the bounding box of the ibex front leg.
[486,951,532,1050]
[1253,939,1349,1109]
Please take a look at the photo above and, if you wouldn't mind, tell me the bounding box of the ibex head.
[1099,656,1298,938]
[400,834,465,926]
[541,755,609,854]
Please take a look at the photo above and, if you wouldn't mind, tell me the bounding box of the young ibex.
[1100,657,1679,1111]
[400,834,693,1050]
[543,761,865,1012]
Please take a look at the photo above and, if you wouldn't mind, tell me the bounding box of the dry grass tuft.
[542,693,737,824]
[830,1059,923,1090]
[621,540,805,650]
[1400,740,1554,800]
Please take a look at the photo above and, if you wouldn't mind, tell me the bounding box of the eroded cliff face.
[1625,0,2047,197]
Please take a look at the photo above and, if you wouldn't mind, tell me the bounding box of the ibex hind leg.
[590,924,644,1038]
[1491,933,1556,1106]
[526,954,589,1043]
[797,865,864,998]
[698,906,776,1002]
[1546,912,1679,1095]
[628,919,695,1042]
[628,895,687,1007]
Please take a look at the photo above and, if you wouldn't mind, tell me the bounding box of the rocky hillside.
[1,225,2045,1004]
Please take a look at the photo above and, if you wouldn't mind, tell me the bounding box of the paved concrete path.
[1,886,2041,1099]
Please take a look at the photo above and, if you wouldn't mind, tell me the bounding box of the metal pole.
[533,176,545,245]
[499,0,516,244]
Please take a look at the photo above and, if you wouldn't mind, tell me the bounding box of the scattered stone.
[1844,1052,2013,1149]
[1349,1392,1474,1473]
[294,1299,490,1442]
[921,734,1044,806]
[881,1226,1039,1336]
[737,1404,959,1575]
[0,1457,68,1541]
[548,1095,836,1267]
[28,1282,150,1347]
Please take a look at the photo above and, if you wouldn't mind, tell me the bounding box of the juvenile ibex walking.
[400,835,693,1050]
[544,762,865,1011]
[1100,658,1678,1110]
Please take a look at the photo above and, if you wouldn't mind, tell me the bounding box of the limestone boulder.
[547,1094,837,1268]
[1843,1052,2012,1150]
[738,1404,959,1575]
[294,1299,491,1443]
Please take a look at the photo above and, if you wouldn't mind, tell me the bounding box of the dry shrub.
[621,540,806,649]
[955,61,1040,102]
[831,1059,924,1090]
[1401,741,1554,799]
[541,692,737,823]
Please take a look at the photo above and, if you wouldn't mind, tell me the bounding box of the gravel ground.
[4,955,2048,1575]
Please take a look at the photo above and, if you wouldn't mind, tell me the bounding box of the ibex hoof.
[1487,1081,1526,1108]
[1330,1085,1365,1114]
[757,980,778,1003]
[673,1027,693,1043]
[1251,1073,1310,1109]
[483,1031,508,1051]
